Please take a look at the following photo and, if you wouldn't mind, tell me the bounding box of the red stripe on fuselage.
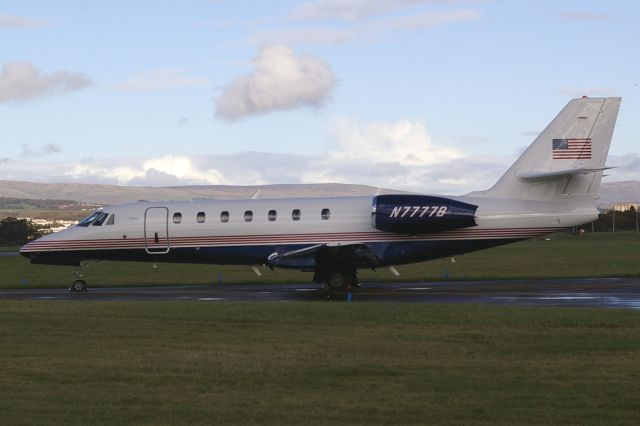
[21,227,563,252]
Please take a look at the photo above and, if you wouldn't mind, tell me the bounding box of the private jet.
[21,97,621,291]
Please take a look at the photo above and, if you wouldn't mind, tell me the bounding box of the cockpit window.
[92,212,109,226]
[77,211,105,227]
[106,214,115,225]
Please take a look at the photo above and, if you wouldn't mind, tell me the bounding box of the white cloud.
[254,27,358,46]
[63,155,225,186]
[0,13,43,28]
[0,62,91,103]
[0,116,516,194]
[607,153,640,181]
[1,152,637,202]
[5,120,637,195]
[10,149,637,196]
[391,9,480,30]
[330,118,463,165]
[290,0,449,21]
[214,45,337,120]
[114,69,209,92]
[142,156,224,183]
[255,8,480,45]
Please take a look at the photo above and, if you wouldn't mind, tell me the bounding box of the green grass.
[0,208,89,221]
[1,301,639,425]
[1,232,639,288]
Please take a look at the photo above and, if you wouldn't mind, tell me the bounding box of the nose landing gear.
[69,267,88,292]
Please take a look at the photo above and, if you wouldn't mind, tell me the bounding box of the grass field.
[1,301,639,425]
[2,233,640,425]
[1,232,639,288]
[0,208,89,221]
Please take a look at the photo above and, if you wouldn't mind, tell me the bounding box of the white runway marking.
[533,296,598,300]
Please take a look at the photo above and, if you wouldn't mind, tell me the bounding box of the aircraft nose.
[20,234,53,262]
[20,240,39,262]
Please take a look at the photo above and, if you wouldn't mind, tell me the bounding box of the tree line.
[591,207,639,232]
[0,217,44,246]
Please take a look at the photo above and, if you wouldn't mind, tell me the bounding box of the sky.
[0,0,639,194]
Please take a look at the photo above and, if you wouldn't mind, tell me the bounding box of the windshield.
[77,211,108,227]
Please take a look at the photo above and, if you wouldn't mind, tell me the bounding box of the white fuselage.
[20,194,597,268]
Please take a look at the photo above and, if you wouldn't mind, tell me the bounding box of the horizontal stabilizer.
[518,167,614,182]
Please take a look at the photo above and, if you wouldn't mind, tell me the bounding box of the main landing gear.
[321,270,359,291]
[314,247,361,291]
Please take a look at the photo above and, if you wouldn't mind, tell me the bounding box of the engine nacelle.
[372,194,478,234]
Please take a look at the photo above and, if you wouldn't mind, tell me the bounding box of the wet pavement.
[1,278,640,309]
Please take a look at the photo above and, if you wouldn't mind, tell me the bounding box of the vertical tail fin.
[470,97,621,202]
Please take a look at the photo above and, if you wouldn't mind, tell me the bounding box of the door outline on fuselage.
[144,207,170,254]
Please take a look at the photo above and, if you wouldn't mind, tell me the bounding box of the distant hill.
[0,179,637,207]
[0,180,401,204]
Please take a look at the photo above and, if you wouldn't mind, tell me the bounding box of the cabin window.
[268,210,277,221]
[173,212,182,224]
[220,211,229,223]
[92,212,109,226]
[321,208,330,220]
[292,209,301,221]
[244,210,253,222]
[197,212,206,223]
[106,214,115,225]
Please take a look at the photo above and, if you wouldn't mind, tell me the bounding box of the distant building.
[613,203,639,212]
[19,218,78,234]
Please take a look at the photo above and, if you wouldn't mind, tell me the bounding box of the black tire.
[71,279,87,292]
[327,272,353,290]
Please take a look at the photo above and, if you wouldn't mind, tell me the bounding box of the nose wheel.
[69,267,89,292]
[70,279,88,292]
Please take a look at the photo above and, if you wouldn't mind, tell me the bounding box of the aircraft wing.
[267,243,381,269]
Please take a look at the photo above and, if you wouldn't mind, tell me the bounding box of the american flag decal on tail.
[552,138,592,159]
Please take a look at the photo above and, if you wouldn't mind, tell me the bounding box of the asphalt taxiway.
[1,278,640,308]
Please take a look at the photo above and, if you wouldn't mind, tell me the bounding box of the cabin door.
[144,207,170,254]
